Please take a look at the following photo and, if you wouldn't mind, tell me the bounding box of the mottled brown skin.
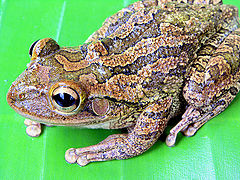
[7,0,240,166]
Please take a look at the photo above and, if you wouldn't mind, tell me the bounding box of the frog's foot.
[66,98,172,166]
[166,83,239,147]
[166,106,202,146]
[65,134,129,166]
[24,119,42,137]
[166,97,231,147]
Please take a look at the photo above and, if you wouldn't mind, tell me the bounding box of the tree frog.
[7,0,240,166]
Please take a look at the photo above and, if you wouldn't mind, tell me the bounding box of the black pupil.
[29,40,40,56]
[53,93,76,107]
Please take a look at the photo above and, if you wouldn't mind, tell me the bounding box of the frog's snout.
[6,82,27,110]
[7,76,39,110]
[6,83,16,108]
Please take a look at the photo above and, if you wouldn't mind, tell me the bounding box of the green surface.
[0,0,240,179]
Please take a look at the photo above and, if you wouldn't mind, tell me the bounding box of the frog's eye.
[52,87,80,113]
[29,40,40,57]
[50,81,86,115]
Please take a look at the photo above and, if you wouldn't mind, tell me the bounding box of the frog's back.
[41,0,239,105]
[89,1,239,51]
[82,2,239,100]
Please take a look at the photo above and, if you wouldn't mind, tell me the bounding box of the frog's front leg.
[65,98,172,166]
[166,28,240,146]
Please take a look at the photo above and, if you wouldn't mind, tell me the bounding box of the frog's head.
[7,38,138,127]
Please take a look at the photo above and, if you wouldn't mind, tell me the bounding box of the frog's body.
[7,0,240,166]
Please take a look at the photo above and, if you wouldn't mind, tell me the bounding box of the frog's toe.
[182,125,197,137]
[76,156,90,167]
[65,148,90,166]
[26,125,41,137]
[65,148,78,164]
[182,119,208,137]
[166,134,177,147]
[24,119,41,137]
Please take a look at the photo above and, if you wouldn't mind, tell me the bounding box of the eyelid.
[29,40,40,57]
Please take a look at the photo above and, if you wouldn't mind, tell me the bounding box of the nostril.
[7,83,27,103]
[18,93,26,100]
